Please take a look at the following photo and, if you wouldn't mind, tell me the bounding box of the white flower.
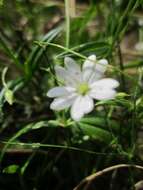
[47,55,119,121]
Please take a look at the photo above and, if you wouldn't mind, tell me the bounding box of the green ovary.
[77,83,89,95]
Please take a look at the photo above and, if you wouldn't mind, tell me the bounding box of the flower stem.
[43,49,58,85]
[117,42,126,91]
[65,0,70,48]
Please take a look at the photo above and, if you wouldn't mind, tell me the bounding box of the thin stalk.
[131,68,143,151]
[65,0,70,48]
[139,27,143,42]
[1,141,127,156]
[1,67,8,88]
[69,0,76,17]
[43,49,58,85]
[113,0,140,44]
[35,41,87,60]
[35,41,140,83]
[74,164,143,190]
[0,34,23,70]
[117,42,126,91]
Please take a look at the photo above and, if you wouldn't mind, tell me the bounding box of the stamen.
[77,83,89,95]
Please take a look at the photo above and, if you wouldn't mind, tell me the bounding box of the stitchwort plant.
[0,0,143,190]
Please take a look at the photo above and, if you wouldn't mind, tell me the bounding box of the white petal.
[82,55,107,83]
[82,68,94,82]
[91,78,119,89]
[50,94,77,111]
[88,72,102,84]
[70,95,94,121]
[95,59,108,74]
[55,65,77,86]
[85,59,108,84]
[83,55,96,69]
[64,57,80,72]
[65,57,82,81]
[89,89,116,100]
[47,86,75,97]
[82,55,97,82]
[82,68,102,83]
[81,95,94,114]
[70,96,84,121]
[55,65,68,81]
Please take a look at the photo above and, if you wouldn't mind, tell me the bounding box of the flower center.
[77,83,89,95]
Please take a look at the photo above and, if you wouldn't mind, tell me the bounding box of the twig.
[73,164,143,190]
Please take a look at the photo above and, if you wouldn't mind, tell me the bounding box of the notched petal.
[83,54,96,69]
[89,89,117,100]
[55,65,68,81]
[70,95,94,121]
[96,59,108,73]
[70,96,84,121]
[91,78,119,89]
[50,94,77,111]
[47,87,69,97]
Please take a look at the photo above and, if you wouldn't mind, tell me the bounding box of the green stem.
[43,49,58,85]
[35,41,87,60]
[113,0,140,44]
[117,42,126,91]
[35,41,141,84]
[2,67,8,88]
[139,28,143,42]
[1,141,127,156]
[65,0,70,48]
[0,34,23,70]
